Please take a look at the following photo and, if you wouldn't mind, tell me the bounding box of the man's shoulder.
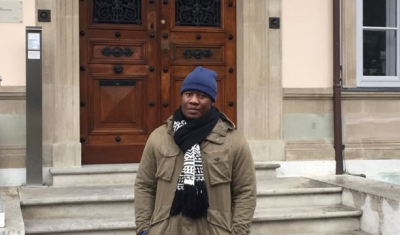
[150,124,169,137]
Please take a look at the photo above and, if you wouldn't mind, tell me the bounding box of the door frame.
[37,0,283,168]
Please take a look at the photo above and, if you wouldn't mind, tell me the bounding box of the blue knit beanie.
[180,66,217,102]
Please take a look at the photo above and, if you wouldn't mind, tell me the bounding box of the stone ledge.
[50,164,139,175]
[24,216,135,234]
[254,162,281,169]
[258,187,342,196]
[253,205,362,221]
[51,162,279,175]
[309,175,400,202]
[283,87,400,100]
[285,231,372,235]
[310,175,400,235]
[0,87,26,100]
[19,185,134,206]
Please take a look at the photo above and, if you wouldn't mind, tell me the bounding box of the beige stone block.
[343,100,364,113]
[242,23,269,89]
[282,88,333,114]
[0,145,25,168]
[0,86,26,115]
[344,139,400,160]
[285,140,334,161]
[284,100,333,114]
[243,0,268,23]
[362,100,400,113]
[42,84,54,143]
[52,142,81,167]
[345,114,400,139]
[0,155,25,168]
[248,139,285,162]
[236,85,245,132]
[269,0,282,17]
[0,100,25,114]
[243,88,268,139]
[346,148,400,160]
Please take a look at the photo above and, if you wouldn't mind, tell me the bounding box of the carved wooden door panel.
[80,0,236,164]
[79,0,159,164]
[160,0,237,124]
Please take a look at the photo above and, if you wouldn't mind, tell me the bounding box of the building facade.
[1,0,400,186]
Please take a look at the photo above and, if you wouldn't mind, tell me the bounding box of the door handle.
[114,65,123,73]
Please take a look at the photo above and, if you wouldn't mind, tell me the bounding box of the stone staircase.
[19,163,372,235]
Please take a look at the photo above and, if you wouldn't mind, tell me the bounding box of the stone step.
[24,217,135,235]
[257,178,343,208]
[50,164,138,187]
[285,232,372,235]
[20,177,342,219]
[251,205,362,235]
[50,162,280,187]
[24,205,362,234]
[19,185,134,220]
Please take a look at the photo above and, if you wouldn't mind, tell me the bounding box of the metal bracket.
[38,9,51,22]
[269,17,280,29]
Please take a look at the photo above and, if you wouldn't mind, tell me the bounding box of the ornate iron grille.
[93,0,141,24]
[175,0,221,27]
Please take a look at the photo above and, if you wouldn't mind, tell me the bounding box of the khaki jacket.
[134,113,256,235]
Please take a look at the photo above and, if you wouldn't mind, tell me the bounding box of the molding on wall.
[285,140,334,161]
[344,139,400,160]
[283,88,332,100]
[0,145,25,168]
[0,86,26,100]
[285,139,400,161]
[283,88,400,100]
[342,91,400,100]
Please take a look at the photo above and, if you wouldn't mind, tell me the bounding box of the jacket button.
[216,139,220,142]
[215,158,220,162]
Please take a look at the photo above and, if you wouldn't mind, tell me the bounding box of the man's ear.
[211,102,215,106]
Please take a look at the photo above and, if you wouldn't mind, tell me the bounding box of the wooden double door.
[79,0,237,164]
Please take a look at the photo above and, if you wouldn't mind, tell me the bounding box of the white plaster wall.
[0,0,36,86]
[282,0,333,88]
[342,190,400,235]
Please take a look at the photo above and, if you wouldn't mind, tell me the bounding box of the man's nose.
[189,95,200,104]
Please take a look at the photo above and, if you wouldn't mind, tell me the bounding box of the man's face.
[181,90,213,119]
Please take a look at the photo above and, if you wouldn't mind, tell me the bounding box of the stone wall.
[283,88,400,161]
[0,87,26,169]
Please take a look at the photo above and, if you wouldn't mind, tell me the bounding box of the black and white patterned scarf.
[170,106,220,219]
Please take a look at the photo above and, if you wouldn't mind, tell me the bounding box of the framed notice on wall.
[0,0,23,23]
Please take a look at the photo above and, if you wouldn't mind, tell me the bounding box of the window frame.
[356,0,400,87]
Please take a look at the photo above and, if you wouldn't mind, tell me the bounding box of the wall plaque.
[0,1,23,23]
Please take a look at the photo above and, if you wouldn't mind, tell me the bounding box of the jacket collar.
[165,112,235,138]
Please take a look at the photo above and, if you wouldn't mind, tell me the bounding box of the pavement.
[0,187,24,235]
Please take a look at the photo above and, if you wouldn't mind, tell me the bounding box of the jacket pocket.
[205,149,231,185]
[207,209,232,235]
[156,147,179,182]
[148,205,171,235]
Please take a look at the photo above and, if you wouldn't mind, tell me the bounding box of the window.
[357,0,400,87]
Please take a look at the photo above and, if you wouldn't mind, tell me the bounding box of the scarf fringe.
[170,181,209,219]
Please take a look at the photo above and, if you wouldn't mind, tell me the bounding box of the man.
[134,66,256,235]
